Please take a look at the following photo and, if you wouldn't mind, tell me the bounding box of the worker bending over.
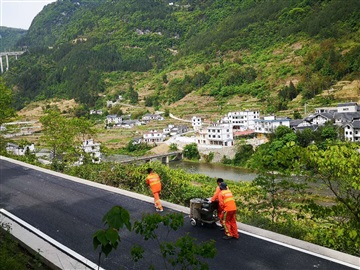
[218,182,239,240]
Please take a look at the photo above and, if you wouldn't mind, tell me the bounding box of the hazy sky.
[0,0,56,30]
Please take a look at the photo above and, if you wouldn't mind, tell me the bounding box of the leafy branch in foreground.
[93,206,216,269]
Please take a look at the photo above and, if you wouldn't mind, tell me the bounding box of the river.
[104,155,257,182]
[168,160,257,182]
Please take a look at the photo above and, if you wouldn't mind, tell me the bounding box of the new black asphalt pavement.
[0,157,358,270]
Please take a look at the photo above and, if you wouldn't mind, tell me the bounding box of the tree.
[93,205,216,269]
[109,104,123,116]
[40,107,95,170]
[293,110,302,119]
[40,108,76,168]
[233,144,254,166]
[296,128,315,147]
[250,142,307,223]
[183,143,200,160]
[304,142,360,254]
[0,78,16,126]
[126,85,138,105]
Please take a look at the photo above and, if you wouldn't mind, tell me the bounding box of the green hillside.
[2,0,360,114]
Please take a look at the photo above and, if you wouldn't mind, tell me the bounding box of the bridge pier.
[161,156,170,164]
[0,51,25,73]
[6,55,9,71]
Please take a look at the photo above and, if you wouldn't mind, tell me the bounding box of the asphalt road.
[0,158,356,270]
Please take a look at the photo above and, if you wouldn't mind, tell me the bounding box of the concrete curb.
[1,156,359,269]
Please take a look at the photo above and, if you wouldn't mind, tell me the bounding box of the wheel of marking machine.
[190,218,197,226]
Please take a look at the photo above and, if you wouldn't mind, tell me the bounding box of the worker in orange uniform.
[218,182,239,240]
[146,168,163,212]
[211,178,225,230]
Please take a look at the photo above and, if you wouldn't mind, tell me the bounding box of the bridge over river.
[119,151,183,164]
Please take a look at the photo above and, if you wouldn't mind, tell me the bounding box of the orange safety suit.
[146,172,163,211]
[218,189,239,239]
[211,186,224,226]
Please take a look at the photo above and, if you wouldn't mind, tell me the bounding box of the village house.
[290,118,318,132]
[196,123,234,147]
[119,119,142,128]
[163,124,188,136]
[131,137,143,145]
[315,102,359,114]
[221,110,260,130]
[192,116,202,130]
[105,114,123,126]
[343,120,360,142]
[143,130,166,143]
[141,113,164,122]
[303,112,334,126]
[79,139,101,164]
[254,116,291,134]
[6,142,35,156]
[334,112,360,126]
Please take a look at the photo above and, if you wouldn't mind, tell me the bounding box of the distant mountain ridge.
[2,0,360,113]
[0,27,27,52]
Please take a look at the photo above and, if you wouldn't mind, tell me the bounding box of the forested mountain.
[0,27,27,52]
[2,0,360,112]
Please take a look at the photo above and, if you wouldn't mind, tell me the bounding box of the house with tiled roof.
[343,120,360,142]
[334,112,360,126]
[303,112,334,126]
[254,116,291,134]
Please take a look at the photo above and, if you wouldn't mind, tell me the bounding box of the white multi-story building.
[222,110,260,130]
[254,116,291,134]
[196,124,234,147]
[143,130,166,143]
[343,120,360,142]
[192,116,202,130]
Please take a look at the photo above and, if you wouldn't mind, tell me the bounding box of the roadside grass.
[0,226,52,270]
